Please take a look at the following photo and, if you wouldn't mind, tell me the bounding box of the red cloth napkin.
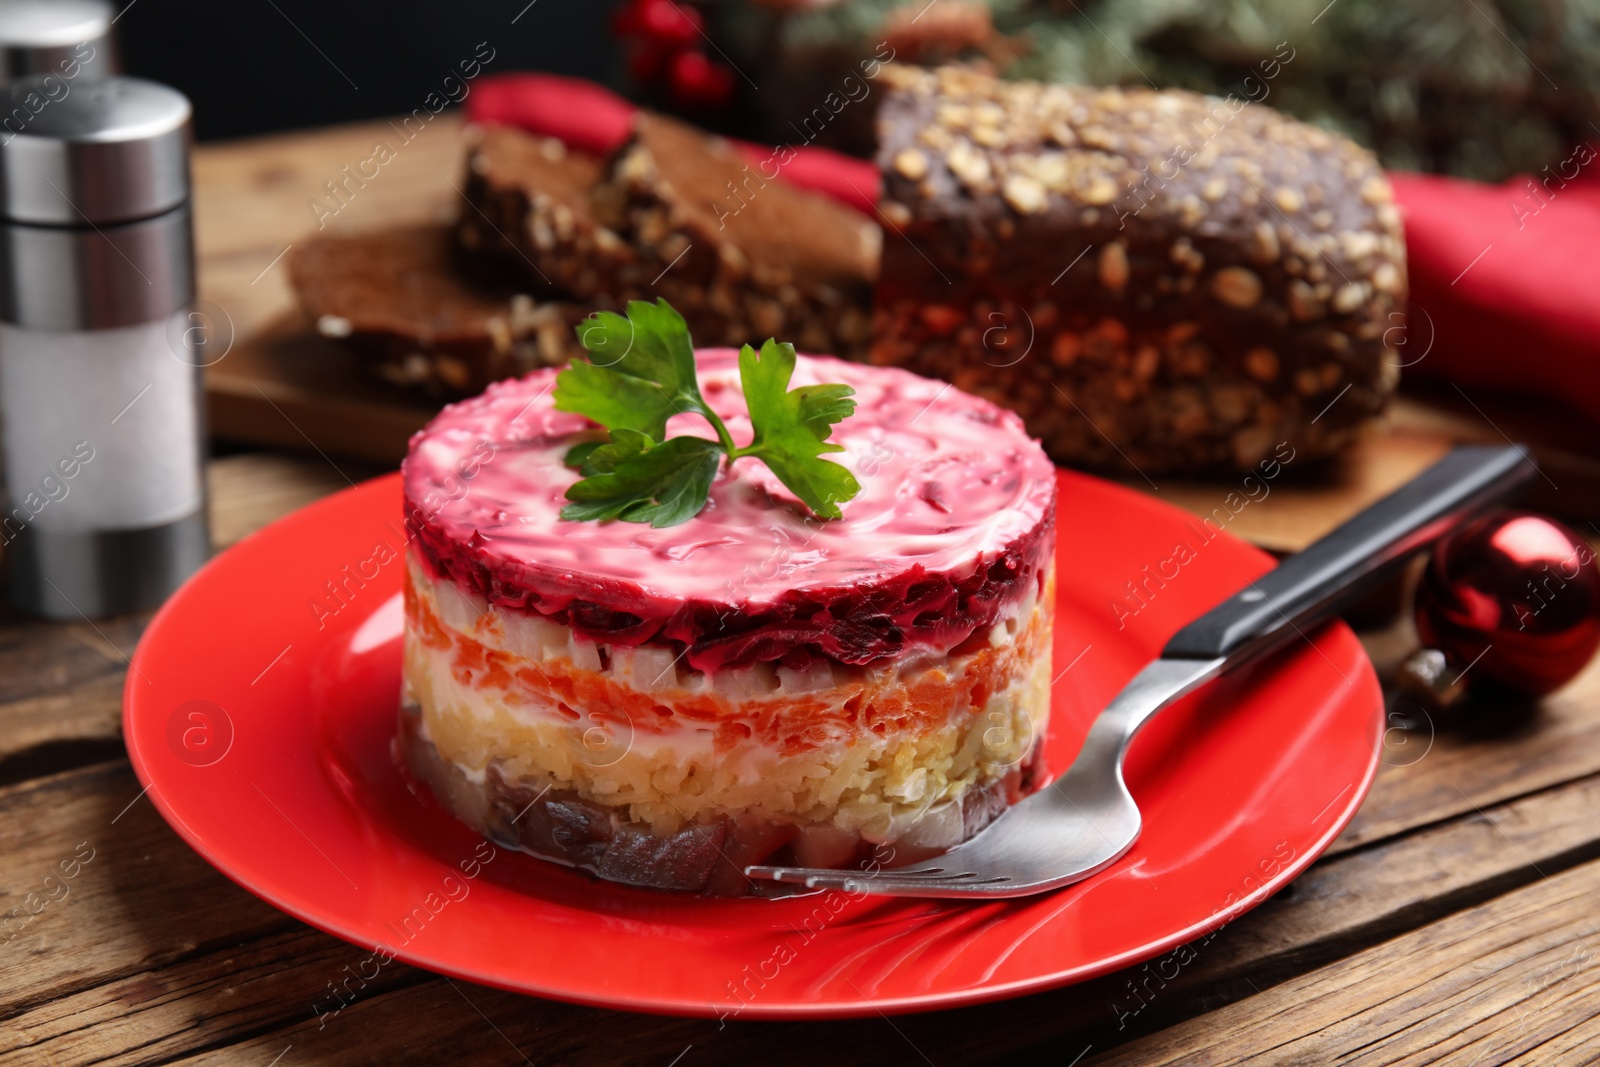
[467,74,1600,424]
[1388,169,1600,424]
[468,73,636,157]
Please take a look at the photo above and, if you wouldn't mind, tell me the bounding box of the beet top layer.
[403,349,1056,670]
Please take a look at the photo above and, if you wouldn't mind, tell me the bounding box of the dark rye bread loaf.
[871,65,1406,474]
[288,223,586,394]
[461,115,879,358]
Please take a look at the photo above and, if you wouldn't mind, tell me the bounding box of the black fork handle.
[1162,445,1538,663]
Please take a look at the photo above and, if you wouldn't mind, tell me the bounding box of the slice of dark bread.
[455,126,614,298]
[460,115,878,358]
[289,223,585,395]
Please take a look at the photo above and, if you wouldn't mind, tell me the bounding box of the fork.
[745,445,1538,898]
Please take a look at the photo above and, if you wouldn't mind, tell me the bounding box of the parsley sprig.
[553,299,861,528]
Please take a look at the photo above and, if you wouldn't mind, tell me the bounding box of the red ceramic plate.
[124,469,1381,1019]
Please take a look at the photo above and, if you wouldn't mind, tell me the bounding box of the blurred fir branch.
[707,0,1600,181]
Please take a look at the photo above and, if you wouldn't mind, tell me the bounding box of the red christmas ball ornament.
[667,49,736,111]
[1414,510,1600,696]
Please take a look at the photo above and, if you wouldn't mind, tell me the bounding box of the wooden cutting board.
[194,113,1600,554]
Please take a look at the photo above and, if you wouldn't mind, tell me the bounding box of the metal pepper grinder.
[0,0,117,84]
[0,75,210,618]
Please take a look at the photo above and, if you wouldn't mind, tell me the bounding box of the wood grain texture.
[1,926,422,1066]
[0,764,295,1017]
[206,317,434,465]
[1333,648,1600,856]
[0,456,367,780]
[8,749,1600,1064]
[0,613,148,780]
[209,454,377,548]
[1089,856,1600,1065]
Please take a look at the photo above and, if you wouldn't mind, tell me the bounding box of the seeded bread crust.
[461,116,879,359]
[456,126,613,297]
[288,223,586,395]
[871,65,1406,474]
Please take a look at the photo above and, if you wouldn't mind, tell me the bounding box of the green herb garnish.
[553,299,861,528]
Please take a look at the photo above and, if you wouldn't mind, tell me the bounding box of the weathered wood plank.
[1087,855,1600,1065]
[0,928,425,1066]
[0,610,142,708]
[0,676,125,784]
[10,758,1600,1065]
[1332,647,1600,855]
[208,453,376,548]
[0,609,148,779]
[205,320,435,463]
[163,981,646,1067]
[0,455,362,780]
[1504,1013,1600,1065]
[0,765,295,1017]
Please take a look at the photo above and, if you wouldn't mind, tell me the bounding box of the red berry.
[667,49,735,110]
[640,0,702,48]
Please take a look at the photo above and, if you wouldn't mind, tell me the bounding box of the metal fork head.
[746,770,1143,898]
[745,658,1224,899]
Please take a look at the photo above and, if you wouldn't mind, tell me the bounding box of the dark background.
[116,0,623,141]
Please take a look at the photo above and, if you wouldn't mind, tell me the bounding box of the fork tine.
[799,873,1014,896]
[745,863,1014,897]
[744,863,959,884]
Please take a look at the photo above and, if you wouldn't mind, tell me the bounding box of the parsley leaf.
[553,299,736,455]
[553,358,682,444]
[555,300,861,527]
[733,340,860,520]
[574,299,699,396]
[559,432,723,528]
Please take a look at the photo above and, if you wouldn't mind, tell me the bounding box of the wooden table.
[4,118,1600,1066]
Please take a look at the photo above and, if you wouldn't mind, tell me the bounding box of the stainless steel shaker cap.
[0,0,116,83]
[0,75,190,225]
